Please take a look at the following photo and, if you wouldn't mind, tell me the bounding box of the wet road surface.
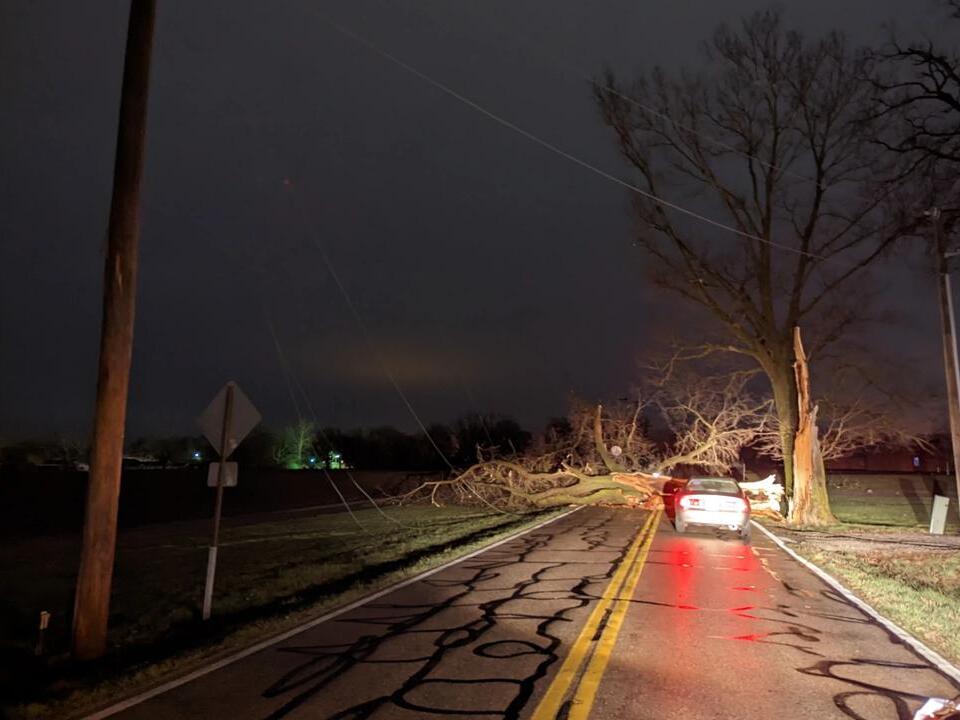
[103,507,960,720]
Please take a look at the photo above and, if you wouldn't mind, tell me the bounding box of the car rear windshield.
[686,478,739,494]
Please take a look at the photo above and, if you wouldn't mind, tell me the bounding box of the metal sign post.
[197,381,260,620]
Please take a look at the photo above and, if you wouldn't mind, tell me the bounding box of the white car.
[674,477,751,540]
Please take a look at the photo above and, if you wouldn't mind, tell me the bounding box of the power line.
[220,199,460,510]
[380,2,826,190]
[439,8,829,191]
[262,307,303,423]
[326,19,836,265]
[589,79,826,190]
[459,378,495,447]
[283,184,461,473]
[286,357,416,528]
[219,168,515,516]
[264,307,371,534]
[295,239,521,515]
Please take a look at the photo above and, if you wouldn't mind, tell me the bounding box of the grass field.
[827,473,959,530]
[1,505,561,719]
[829,496,960,530]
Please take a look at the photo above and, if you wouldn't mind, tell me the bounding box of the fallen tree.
[395,460,661,510]
[396,369,772,511]
[739,475,786,521]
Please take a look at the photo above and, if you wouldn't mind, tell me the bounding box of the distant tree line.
[0,414,533,473]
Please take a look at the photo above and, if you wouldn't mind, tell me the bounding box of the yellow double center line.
[531,508,661,720]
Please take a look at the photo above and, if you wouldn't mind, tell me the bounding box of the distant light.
[308,456,317,464]
[652,471,662,478]
[192,451,202,460]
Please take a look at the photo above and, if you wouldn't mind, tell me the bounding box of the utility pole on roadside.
[930,206,960,512]
[72,0,156,661]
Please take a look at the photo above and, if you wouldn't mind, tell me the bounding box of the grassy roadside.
[1,505,565,719]
[765,504,960,669]
[800,547,960,666]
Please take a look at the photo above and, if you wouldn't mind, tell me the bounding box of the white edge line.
[82,506,583,720]
[752,519,960,686]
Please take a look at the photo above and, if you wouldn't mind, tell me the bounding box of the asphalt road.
[103,507,960,720]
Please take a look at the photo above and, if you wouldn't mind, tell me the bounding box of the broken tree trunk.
[789,327,836,526]
[593,403,627,473]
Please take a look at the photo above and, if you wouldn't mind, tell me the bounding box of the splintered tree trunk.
[789,327,836,526]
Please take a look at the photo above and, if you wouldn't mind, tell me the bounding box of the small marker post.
[36,611,51,656]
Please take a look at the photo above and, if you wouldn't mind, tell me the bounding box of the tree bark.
[768,363,798,498]
[789,327,836,526]
[760,343,800,503]
[594,404,627,473]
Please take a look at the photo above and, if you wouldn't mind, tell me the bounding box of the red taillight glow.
[678,495,699,509]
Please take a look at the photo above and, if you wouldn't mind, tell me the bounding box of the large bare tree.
[871,2,960,169]
[594,10,912,497]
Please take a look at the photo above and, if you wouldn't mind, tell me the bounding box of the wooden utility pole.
[931,207,960,510]
[72,0,156,661]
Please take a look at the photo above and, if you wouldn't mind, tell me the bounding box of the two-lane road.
[100,507,959,720]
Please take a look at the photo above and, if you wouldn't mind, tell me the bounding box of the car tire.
[739,523,752,542]
[675,519,686,534]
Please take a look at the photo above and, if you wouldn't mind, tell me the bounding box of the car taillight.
[679,495,700,509]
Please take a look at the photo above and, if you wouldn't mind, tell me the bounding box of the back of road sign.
[197,382,261,458]
[207,462,238,488]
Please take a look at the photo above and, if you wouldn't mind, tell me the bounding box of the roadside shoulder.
[751,520,960,686]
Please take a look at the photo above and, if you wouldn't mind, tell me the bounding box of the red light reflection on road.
[659,534,768,682]
[667,538,699,630]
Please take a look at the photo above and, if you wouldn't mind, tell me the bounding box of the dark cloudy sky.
[0,1,953,439]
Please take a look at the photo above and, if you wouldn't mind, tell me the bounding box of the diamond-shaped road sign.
[197,382,261,459]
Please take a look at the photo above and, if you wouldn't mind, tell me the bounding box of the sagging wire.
[282,184,461,474]
[399,2,830,191]
[286,361,417,529]
[210,176,518,520]
[322,16,852,267]
[459,378,496,449]
[264,307,372,535]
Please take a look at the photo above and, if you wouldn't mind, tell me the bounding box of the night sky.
[0,1,953,439]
